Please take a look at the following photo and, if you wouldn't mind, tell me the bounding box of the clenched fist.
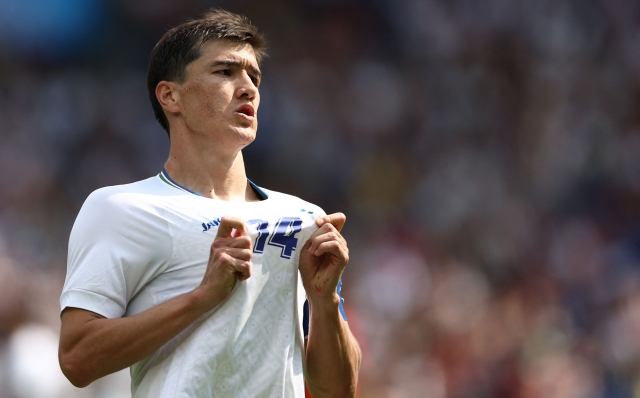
[195,216,253,306]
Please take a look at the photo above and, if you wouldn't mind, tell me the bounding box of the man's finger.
[307,230,346,254]
[226,235,253,250]
[316,212,346,232]
[216,217,247,238]
[234,261,252,281]
[313,241,349,264]
[223,247,253,261]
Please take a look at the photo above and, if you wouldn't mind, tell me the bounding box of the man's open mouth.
[236,105,255,117]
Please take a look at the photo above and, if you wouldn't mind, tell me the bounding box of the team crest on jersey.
[201,218,221,232]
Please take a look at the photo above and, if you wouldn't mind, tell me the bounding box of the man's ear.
[156,81,181,114]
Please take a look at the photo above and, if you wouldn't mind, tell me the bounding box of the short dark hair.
[147,8,266,135]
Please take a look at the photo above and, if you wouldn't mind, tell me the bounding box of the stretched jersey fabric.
[60,175,327,398]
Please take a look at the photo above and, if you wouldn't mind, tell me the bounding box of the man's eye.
[217,69,231,76]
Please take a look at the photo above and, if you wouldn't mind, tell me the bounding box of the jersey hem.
[60,288,125,319]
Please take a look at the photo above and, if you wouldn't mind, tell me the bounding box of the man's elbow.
[59,351,94,388]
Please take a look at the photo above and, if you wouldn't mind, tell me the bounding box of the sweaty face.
[175,39,261,149]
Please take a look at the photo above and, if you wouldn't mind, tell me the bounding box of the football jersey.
[60,173,327,397]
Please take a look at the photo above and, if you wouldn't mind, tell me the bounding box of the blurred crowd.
[1,0,640,397]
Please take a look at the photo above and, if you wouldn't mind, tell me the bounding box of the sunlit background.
[1,0,640,397]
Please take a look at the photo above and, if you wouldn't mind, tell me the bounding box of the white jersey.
[60,174,325,398]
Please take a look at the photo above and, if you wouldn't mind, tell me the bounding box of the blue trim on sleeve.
[337,279,347,321]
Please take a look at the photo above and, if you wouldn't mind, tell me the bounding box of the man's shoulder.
[88,176,163,198]
[71,176,174,244]
[260,188,325,215]
[80,176,171,216]
[87,175,174,201]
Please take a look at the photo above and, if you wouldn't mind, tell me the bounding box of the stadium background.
[0,0,639,397]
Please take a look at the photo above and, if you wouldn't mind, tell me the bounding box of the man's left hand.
[299,213,349,302]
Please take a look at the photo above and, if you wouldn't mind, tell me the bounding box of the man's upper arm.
[60,307,106,344]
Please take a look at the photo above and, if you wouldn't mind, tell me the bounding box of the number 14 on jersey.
[248,217,302,259]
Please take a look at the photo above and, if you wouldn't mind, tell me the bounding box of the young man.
[58,9,361,398]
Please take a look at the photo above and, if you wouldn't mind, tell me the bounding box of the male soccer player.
[58,9,361,398]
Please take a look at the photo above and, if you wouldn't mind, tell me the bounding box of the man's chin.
[231,127,257,145]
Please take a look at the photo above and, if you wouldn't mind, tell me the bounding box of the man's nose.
[236,72,258,99]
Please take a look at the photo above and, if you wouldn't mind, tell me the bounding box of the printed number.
[247,219,269,253]
[268,217,303,259]
[247,217,303,259]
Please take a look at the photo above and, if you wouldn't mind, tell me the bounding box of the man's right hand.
[195,216,253,307]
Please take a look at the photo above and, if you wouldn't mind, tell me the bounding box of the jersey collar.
[159,168,269,200]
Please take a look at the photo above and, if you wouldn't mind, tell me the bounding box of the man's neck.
[163,139,260,202]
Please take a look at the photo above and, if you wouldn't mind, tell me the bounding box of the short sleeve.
[60,188,172,319]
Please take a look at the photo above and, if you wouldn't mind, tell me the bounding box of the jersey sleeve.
[299,203,348,337]
[60,188,173,319]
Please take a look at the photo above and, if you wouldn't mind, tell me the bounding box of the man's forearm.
[59,288,218,387]
[305,294,361,397]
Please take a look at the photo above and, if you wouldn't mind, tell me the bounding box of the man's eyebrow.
[211,59,262,79]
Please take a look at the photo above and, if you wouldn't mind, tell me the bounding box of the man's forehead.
[199,39,259,68]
